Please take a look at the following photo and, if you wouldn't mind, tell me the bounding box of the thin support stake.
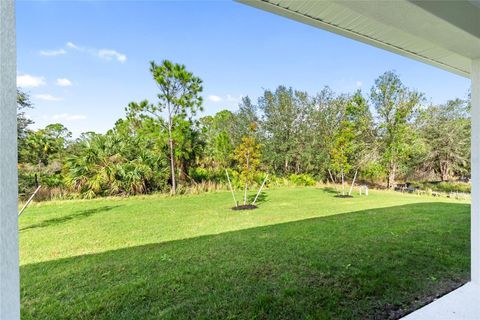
[18,185,41,216]
[253,174,269,205]
[348,169,358,196]
[225,170,237,207]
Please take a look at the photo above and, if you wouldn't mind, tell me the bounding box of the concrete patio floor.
[402,282,480,320]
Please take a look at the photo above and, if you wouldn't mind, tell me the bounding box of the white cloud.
[34,94,63,102]
[66,41,127,63]
[97,49,127,63]
[56,78,72,87]
[52,113,86,121]
[208,95,222,103]
[66,42,79,50]
[17,74,46,88]
[356,81,363,88]
[39,48,67,57]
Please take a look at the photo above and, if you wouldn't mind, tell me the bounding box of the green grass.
[20,187,470,319]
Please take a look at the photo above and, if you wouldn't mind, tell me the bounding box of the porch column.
[0,0,19,319]
[472,59,480,284]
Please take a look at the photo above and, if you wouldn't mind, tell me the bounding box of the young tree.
[128,60,203,194]
[233,131,262,205]
[370,71,423,189]
[330,126,354,195]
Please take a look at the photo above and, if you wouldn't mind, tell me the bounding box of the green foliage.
[190,167,209,182]
[370,71,424,188]
[17,89,34,147]
[234,136,261,182]
[234,135,262,204]
[259,86,304,174]
[417,181,471,194]
[434,182,470,193]
[19,123,72,166]
[288,174,316,186]
[416,99,470,181]
[199,110,235,169]
[127,60,204,194]
[16,68,472,199]
[65,128,169,198]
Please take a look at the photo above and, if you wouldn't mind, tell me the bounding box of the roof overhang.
[238,0,480,78]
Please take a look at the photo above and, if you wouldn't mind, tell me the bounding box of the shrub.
[413,181,471,194]
[190,167,209,182]
[434,181,470,193]
[288,174,316,186]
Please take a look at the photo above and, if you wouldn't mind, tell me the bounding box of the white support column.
[472,59,480,284]
[0,0,19,319]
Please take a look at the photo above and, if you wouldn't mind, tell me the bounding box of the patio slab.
[402,282,480,320]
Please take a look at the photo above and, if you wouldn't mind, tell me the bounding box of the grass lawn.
[20,187,470,319]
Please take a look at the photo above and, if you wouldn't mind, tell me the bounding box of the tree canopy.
[16,68,471,200]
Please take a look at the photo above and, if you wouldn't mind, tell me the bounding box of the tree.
[233,132,262,205]
[330,125,354,195]
[200,110,235,169]
[259,86,305,175]
[128,60,203,194]
[328,92,372,194]
[65,125,170,198]
[370,71,423,189]
[232,96,259,146]
[20,124,71,166]
[417,99,470,181]
[17,89,34,162]
[17,89,33,139]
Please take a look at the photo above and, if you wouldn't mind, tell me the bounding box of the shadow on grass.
[247,191,268,205]
[21,202,470,320]
[322,187,339,194]
[20,205,122,231]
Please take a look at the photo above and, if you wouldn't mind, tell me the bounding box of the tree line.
[17,61,471,200]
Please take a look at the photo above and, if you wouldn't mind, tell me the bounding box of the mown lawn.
[20,187,470,319]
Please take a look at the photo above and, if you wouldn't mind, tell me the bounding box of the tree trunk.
[387,162,396,189]
[341,169,345,195]
[440,161,449,181]
[244,153,250,205]
[244,182,247,205]
[167,124,176,195]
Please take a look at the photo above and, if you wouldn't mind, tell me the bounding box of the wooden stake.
[253,174,269,205]
[348,169,358,196]
[328,169,336,184]
[225,170,237,207]
[18,185,41,216]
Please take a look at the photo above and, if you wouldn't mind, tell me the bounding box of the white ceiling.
[239,0,480,78]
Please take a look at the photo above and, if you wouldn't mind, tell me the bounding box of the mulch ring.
[232,204,258,211]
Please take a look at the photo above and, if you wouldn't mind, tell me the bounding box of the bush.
[288,174,316,186]
[434,181,470,193]
[412,181,471,194]
[190,167,209,182]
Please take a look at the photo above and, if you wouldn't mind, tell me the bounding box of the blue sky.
[18,0,471,136]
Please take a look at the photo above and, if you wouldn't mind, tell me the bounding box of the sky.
[18,0,471,137]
